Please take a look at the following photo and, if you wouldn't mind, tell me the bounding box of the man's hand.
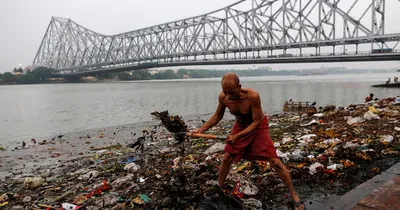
[190,129,202,137]
[226,134,239,145]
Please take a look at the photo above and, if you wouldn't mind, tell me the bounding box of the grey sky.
[1,0,400,73]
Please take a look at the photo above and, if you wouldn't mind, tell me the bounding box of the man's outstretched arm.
[196,92,226,133]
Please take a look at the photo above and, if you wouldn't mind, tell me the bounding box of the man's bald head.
[221,73,240,88]
[221,73,242,100]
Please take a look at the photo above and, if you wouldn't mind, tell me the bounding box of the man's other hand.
[226,134,238,145]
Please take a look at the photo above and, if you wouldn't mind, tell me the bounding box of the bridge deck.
[56,52,400,77]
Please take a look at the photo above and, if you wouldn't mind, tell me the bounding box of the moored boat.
[283,101,317,115]
[371,83,400,88]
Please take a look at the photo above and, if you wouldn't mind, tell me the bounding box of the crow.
[311,101,316,107]
[57,135,64,140]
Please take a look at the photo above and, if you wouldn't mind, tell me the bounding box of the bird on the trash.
[22,141,26,147]
[57,135,64,140]
[311,101,316,107]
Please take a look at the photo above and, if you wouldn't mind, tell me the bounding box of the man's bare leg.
[269,158,305,210]
[218,152,235,187]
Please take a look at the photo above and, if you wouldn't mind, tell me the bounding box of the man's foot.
[292,199,306,210]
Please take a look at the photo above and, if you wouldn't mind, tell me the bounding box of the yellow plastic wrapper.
[369,106,378,114]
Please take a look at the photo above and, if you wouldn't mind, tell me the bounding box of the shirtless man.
[192,73,305,210]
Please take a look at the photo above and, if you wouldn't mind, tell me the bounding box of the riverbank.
[0,98,399,209]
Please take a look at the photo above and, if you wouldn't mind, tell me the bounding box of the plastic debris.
[269,123,279,127]
[23,196,32,203]
[133,194,151,204]
[323,138,341,145]
[203,142,225,155]
[313,113,324,118]
[236,162,251,172]
[62,203,81,210]
[23,177,44,189]
[301,119,320,127]
[276,150,290,161]
[124,163,139,173]
[381,135,394,143]
[369,106,379,114]
[112,174,134,189]
[243,198,262,210]
[0,202,9,207]
[343,142,360,150]
[120,157,138,164]
[281,136,293,144]
[364,111,380,121]
[298,134,317,141]
[291,149,303,160]
[78,170,99,181]
[347,117,364,125]
[327,164,343,171]
[309,162,324,175]
[243,183,259,196]
[0,194,8,202]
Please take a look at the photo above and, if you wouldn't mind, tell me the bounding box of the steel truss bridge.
[33,0,400,76]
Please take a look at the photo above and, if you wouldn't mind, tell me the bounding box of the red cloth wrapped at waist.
[224,116,278,163]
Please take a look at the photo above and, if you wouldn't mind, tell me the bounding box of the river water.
[0,72,399,145]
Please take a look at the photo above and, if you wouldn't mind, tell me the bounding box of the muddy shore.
[0,98,399,210]
[0,113,226,180]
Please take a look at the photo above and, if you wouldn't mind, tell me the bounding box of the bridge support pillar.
[356,44,359,54]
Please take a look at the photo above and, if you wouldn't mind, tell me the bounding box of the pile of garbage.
[1,97,400,209]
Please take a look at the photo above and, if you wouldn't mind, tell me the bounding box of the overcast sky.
[1,0,400,73]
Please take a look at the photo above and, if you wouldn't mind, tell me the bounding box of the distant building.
[149,69,165,75]
[24,65,35,74]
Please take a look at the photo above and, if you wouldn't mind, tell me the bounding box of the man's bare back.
[219,87,264,127]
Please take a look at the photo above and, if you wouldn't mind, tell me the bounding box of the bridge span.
[32,0,400,76]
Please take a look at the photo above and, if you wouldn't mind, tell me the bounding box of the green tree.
[23,72,36,84]
[96,72,116,80]
[152,70,180,80]
[2,72,15,83]
[15,74,25,84]
[118,72,133,80]
[176,69,189,78]
[0,73,3,81]
[17,67,24,73]
[132,70,151,80]
[30,67,54,81]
